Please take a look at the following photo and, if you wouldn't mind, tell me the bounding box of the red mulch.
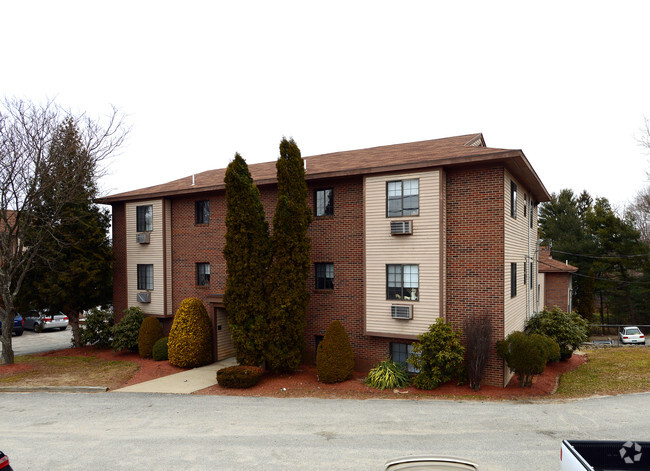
[1,347,586,399]
[194,354,587,400]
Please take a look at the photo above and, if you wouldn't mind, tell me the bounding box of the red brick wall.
[111,202,128,319]
[544,273,570,312]
[446,165,506,386]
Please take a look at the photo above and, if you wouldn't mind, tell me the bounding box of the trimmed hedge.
[152,337,169,361]
[138,316,164,359]
[168,298,213,368]
[316,320,355,384]
[217,365,264,388]
[497,331,560,387]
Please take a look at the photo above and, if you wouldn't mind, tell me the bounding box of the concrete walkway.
[113,357,238,394]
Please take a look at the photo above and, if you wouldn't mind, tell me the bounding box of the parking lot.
[1,327,73,358]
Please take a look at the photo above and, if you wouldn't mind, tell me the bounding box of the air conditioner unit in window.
[391,305,412,320]
[136,292,151,303]
[136,233,150,244]
[390,220,412,235]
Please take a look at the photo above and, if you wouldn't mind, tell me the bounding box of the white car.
[619,326,645,345]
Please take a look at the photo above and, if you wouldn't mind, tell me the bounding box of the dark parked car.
[23,310,69,333]
[0,313,24,336]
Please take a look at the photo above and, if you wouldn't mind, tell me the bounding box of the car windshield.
[625,328,641,335]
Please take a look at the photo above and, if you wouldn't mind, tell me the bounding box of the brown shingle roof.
[98,133,550,204]
[538,246,578,273]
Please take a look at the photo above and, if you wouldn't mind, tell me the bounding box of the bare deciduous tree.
[0,97,127,365]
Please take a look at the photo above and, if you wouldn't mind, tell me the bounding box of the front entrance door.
[212,306,235,361]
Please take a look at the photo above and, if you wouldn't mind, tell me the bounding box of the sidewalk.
[113,357,238,394]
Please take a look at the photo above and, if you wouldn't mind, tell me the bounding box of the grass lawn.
[0,355,139,388]
[557,347,650,397]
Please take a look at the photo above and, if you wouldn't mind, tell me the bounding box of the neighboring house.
[537,246,578,313]
[98,133,550,387]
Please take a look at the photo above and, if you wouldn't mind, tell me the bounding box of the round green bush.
[138,316,164,359]
[168,298,213,368]
[497,331,556,387]
[152,337,169,361]
[316,320,355,384]
[525,307,589,359]
[217,365,264,388]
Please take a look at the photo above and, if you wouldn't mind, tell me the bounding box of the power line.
[551,249,650,260]
[536,259,650,285]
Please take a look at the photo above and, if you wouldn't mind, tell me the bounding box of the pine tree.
[265,138,312,372]
[17,118,113,347]
[223,153,271,365]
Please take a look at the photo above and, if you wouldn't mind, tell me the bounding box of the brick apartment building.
[99,133,550,387]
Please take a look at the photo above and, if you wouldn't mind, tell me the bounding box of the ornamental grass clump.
[138,316,164,359]
[316,320,355,384]
[168,298,213,368]
[217,365,264,388]
[365,359,410,390]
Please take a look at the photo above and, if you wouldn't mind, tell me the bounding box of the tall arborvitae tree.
[265,138,312,372]
[18,118,113,347]
[223,153,271,365]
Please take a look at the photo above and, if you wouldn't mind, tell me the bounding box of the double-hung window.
[387,264,419,301]
[510,181,517,219]
[315,189,333,216]
[195,200,210,224]
[136,205,153,232]
[196,263,210,286]
[137,264,154,290]
[387,179,419,217]
[315,263,334,290]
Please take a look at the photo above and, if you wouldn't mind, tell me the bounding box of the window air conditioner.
[136,233,150,244]
[390,220,412,235]
[136,292,151,303]
[391,305,412,320]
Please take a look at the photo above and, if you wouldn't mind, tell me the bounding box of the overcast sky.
[3,1,649,209]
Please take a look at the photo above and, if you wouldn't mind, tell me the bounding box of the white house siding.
[504,171,537,337]
[126,199,165,315]
[365,170,441,337]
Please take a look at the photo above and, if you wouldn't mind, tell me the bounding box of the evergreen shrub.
[525,307,589,359]
[111,307,145,352]
[217,365,264,388]
[365,359,410,390]
[138,316,164,358]
[168,298,213,368]
[407,318,465,390]
[152,337,169,361]
[79,307,114,348]
[497,331,559,387]
[316,320,355,384]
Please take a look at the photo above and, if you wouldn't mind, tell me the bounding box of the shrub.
[152,337,169,361]
[316,320,355,384]
[525,307,589,359]
[138,316,164,359]
[217,365,264,388]
[111,307,145,352]
[541,334,561,363]
[168,297,213,368]
[407,318,465,390]
[79,307,114,348]
[365,359,410,390]
[497,331,559,387]
[464,315,492,392]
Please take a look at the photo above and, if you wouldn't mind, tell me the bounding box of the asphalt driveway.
[1,327,72,358]
[1,391,648,470]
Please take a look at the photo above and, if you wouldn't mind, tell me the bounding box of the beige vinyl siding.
[126,200,165,315]
[538,272,546,312]
[504,171,537,336]
[365,170,441,337]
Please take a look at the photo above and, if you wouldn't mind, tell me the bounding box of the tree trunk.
[69,309,81,348]
[1,319,14,365]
